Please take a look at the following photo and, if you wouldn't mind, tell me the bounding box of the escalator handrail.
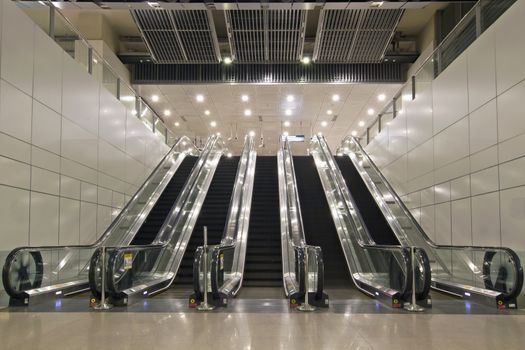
[102,135,224,297]
[2,136,198,299]
[311,135,418,300]
[342,136,523,299]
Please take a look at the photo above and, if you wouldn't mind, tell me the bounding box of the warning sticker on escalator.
[124,253,133,270]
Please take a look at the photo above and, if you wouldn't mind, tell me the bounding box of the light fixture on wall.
[244,109,252,116]
[151,95,159,102]
[332,94,340,102]
[196,94,205,103]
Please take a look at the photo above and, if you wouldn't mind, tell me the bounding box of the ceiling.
[136,82,402,155]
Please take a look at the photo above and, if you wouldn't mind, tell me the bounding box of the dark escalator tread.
[335,156,400,246]
[131,156,198,246]
[293,156,351,284]
[173,156,240,285]
[244,157,283,286]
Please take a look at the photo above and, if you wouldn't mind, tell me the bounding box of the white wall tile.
[406,85,433,150]
[97,205,112,238]
[497,79,525,142]
[500,186,525,251]
[61,118,98,169]
[29,192,59,246]
[59,198,80,245]
[125,113,147,164]
[0,185,30,249]
[434,202,451,245]
[434,157,470,184]
[470,145,498,173]
[471,192,500,246]
[469,99,497,154]
[33,27,63,113]
[498,130,525,163]
[80,201,97,244]
[98,139,126,179]
[62,53,99,135]
[432,55,469,134]
[0,80,32,142]
[31,146,60,173]
[420,205,435,241]
[32,100,61,154]
[450,175,470,200]
[407,172,434,193]
[81,182,98,203]
[420,186,435,207]
[451,199,472,246]
[0,0,34,95]
[112,191,125,209]
[407,138,433,180]
[434,182,450,204]
[0,132,31,163]
[494,0,525,94]
[470,166,499,196]
[434,117,469,168]
[97,187,112,207]
[60,175,81,200]
[99,88,126,151]
[0,156,30,189]
[407,191,420,209]
[61,158,97,184]
[467,27,496,112]
[31,166,59,195]
[499,157,525,190]
[387,113,407,160]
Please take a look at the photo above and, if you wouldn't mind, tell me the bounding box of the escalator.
[131,157,197,246]
[293,157,351,288]
[243,156,282,287]
[174,156,240,285]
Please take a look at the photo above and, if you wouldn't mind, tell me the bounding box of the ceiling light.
[175,122,180,127]
[196,94,205,103]
[241,95,249,102]
[370,1,384,8]
[358,120,365,127]
[244,109,252,116]
[227,152,232,158]
[121,95,135,102]
[284,121,290,127]
[367,108,375,116]
[210,121,217,127]
[321,121,328,127]
[351,130,358,136]
[249,130,255,137]
[147,2,161,9]
[163,110,171,117]
[332,94,340,102]
[151,95,159,102]
[285,109,292,116]
[287,95,294,102]
[223,57,232,65]
[204,110,210,116]
[378,93,386,102]
[327,110,333,115]
[301,57,311,65]
[216,132,221,136]
[131,110,137,116]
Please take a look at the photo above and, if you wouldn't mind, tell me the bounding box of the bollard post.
[94,246,113,310]
[298,246,315,312]
[197,226,215,311]
[404,246,424,312]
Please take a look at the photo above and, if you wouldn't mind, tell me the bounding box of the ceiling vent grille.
[225,9,307,63]
[131,9,220,64]
[313,9,403,63]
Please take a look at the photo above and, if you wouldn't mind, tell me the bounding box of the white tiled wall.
[364,0,525,301]
[0,0,169,256]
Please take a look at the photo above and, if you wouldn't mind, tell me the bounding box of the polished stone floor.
[1,288,524,350]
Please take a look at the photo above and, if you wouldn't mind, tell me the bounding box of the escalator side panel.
[131,156,198,246]
[293,156,351,287]
[335,157,399,246]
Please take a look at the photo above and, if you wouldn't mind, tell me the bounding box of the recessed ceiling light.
[249,130,255,137]
[151,95,159,102]
[327,110,333,115]
[174,122,180,127]
[321,121,328,127]
[378,93,386,102]
[216,132,221,136]
[223,57,232,65]
[301,57,311,65]
[367,108,375,116]
[351,130,358,136]
[285,109,292,116]
[244,109,252,116]
[227,152,232,158]
[287,95,294,102]
[317,132,323,136]
[241,95,249,102]
[283,131,289,137]
[332,94,340,102]
[163,109,171,116]
[210,121,217,127]
[204,110,210,116]
[131,109,137,116]
[284,121,290,127]
[358,120,365,127]
[196,94,205,103]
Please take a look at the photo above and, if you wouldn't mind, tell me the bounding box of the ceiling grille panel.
[131,9,220,64]
[314,9,403,63]
[225,9,307,63]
